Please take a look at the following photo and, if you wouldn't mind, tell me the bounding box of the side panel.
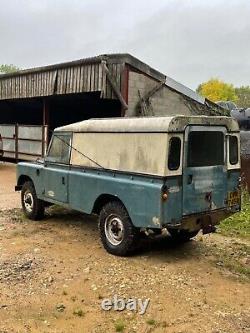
[16,164,183,229]
[68,168,164,228]
[43,165,69,203]
[16,162,45,196]
[161,176,183,226]
[227,169,241,201]
[71,132,168,177]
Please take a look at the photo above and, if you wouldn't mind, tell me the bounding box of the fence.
[0,124,48,161]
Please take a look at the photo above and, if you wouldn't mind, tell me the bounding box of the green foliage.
[218,191,250,239]
[114,319,125,332]
[0,64,20,74]
[235,86,250,108]
[146,319,156,326]
[197,78,238,103]
[73,308,84,317]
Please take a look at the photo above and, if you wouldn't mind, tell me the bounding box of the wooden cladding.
[0,62,123,100]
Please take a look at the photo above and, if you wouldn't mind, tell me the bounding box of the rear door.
[183,126,227,216]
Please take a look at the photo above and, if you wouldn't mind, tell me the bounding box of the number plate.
[228,191,240,206]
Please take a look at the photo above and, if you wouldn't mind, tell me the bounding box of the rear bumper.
[166,206,239,232]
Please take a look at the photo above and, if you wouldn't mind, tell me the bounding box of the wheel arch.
[17,175,34,187]
[92,193,128,215]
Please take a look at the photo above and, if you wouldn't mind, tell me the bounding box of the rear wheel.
[21,181,45,220]
[99,201,138,256]
[168,229,199,242]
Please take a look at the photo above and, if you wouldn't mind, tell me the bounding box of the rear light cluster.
[161,185,168,201]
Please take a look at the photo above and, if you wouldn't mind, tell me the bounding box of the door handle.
[62,177,65,185]
[187,174,193,184]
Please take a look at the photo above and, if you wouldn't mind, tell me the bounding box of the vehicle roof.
[55,115,239,133]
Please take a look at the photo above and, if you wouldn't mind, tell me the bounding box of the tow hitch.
[202,224,216,235]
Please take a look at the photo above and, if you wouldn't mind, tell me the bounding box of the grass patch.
[214,247,250,279]
[73,308,84,317]
[218,191,250,239]
[114,319,125,332]
[146,319,156,326]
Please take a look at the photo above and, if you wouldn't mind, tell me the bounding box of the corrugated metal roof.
[166,76,205,104]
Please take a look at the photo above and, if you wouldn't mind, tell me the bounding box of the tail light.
[161,185,168,201]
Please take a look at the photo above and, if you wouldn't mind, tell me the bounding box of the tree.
[0,64,20,74]
[197,78,238,103]
[235,86,250,108]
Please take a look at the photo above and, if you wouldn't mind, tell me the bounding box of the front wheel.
[168,229,199,242]
[21,181,45,220]
[99,201,138,256]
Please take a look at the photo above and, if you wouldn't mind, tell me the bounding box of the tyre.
[168,229,199,242]
[99,201,138,256]
[21,181,45,220]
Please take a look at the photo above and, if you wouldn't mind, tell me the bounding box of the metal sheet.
[166,76,205,105]
[0,125,15,138]
[18,126,43,140]
[18,140,42,155]
[0,124,47,160]
[2,139,15,152]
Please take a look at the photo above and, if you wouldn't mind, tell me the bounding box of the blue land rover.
[16,116,241,256]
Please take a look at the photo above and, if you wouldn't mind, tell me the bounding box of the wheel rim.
[23,191,34,213]
[104,215,125,246]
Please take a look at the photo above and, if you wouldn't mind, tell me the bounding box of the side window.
[46,134,71,164]
[168,137,181,171]
[229,136,238,165]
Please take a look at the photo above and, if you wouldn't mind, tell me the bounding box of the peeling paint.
[47,191,55,197]
[152,216,160,226]
[168,186,180,193]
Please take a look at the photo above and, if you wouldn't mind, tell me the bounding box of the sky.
[0,0,249,90]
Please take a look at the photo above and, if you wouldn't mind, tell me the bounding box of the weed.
[73,308,84,317]
[114,319,125,332]
[146,319,156,326]
[219,190,250,239]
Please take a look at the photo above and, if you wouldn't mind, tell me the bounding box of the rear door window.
[229,136,238,165]
[168,137,181,170]
[188,131,224,167]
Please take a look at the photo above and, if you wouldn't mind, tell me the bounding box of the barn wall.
[127,71,219,117]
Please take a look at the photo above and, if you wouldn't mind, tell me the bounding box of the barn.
[0,53,224,161]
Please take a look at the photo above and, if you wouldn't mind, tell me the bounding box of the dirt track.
[0,164,249,333]
[0,162,20,210]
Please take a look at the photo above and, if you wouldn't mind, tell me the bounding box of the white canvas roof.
[55,115,239,133]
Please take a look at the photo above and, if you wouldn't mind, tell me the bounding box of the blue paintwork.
[17,162,168,228]
[16,159,240,230]
[183,166,227,215]
[44,164,70,203]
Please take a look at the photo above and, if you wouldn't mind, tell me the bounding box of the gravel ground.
[0,162,20,210]
[0,163,249,332]
[0,208,249,333]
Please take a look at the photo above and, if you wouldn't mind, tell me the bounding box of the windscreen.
[188,131,224,167]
